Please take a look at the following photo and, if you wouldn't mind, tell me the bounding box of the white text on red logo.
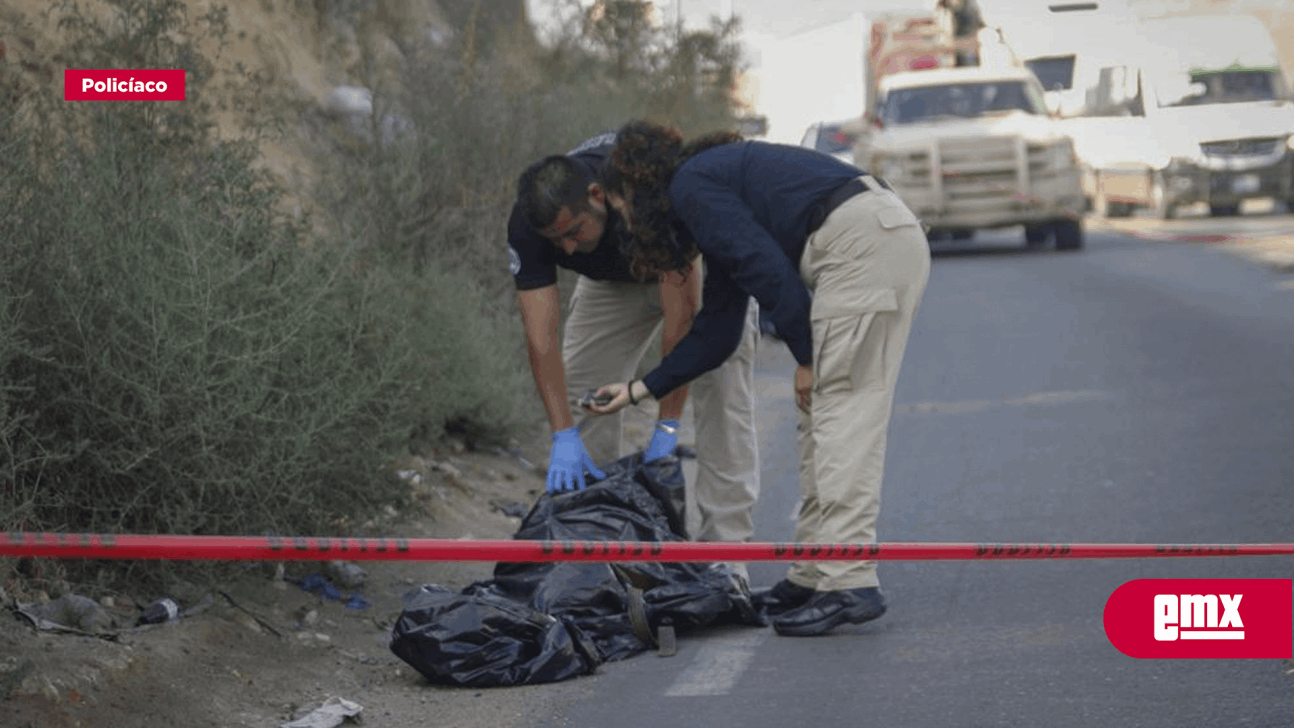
[1153,593,1244,641]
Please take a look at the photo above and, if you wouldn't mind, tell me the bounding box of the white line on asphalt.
[663,630,768,697]
[895,389,1107,415]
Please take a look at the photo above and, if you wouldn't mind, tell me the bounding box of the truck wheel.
[1209,203,1240,217]
[1024,224,1051,247]
[1054,218,1084,251]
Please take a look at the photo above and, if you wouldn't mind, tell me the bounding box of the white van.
[1068,14,1294,217]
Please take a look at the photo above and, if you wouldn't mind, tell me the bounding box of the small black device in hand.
[580,389,614,409]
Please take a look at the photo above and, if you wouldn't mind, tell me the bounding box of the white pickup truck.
[863,65,1087,249]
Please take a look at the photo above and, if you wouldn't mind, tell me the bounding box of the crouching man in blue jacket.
[509,131,763,563]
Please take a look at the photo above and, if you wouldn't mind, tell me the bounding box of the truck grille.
[937,136,1024,207]
[1200,137,1282,157]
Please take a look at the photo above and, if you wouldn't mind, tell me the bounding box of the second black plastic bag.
[389,453,765,687]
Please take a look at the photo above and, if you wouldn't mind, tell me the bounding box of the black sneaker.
[772,587,887,637]
[751,579,815,617]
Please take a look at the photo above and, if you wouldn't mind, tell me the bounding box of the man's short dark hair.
[516,155,597,231]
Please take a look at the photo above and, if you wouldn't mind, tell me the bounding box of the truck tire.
[1024,224,1051,247]
[1054,218,1084,251]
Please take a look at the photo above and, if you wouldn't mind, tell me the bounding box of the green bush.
[2,118,410,532]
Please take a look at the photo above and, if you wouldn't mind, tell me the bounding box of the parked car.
[799,120,866,165]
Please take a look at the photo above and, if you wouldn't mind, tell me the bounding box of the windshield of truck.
[1025,56,1077,91]
[1154,69,1280,107]
[880,81,1045,124]
[811,125,859,155]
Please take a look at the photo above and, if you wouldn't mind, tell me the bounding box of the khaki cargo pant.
[786,177,930,592]
[563,275,762,544]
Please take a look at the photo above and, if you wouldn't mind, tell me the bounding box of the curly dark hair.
[604,120,742,279]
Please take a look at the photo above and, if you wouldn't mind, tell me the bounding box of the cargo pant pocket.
[811,308,896,395]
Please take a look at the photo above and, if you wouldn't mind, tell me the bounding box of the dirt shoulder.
[1,406,675,728]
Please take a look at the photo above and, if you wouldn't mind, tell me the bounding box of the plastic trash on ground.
[136,597,180,626]
[295,573,370,610]
[279,697,363,728]
[16,594,119,634]
[389,453,765,688]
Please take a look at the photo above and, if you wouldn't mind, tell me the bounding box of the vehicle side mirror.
[866,113,884,131]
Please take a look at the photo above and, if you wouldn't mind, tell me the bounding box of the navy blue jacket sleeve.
[640,266,749,398]
[667,166,815,367]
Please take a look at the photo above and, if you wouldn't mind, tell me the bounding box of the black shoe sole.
[772,602,887,637]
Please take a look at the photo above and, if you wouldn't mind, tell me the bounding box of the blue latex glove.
[643,418,680,462]
[547,426,605,493]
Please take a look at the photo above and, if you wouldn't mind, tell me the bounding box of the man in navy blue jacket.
[509,131,763,557]
[587,121,930,636]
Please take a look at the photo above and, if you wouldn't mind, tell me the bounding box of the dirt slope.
[1,438,561,727]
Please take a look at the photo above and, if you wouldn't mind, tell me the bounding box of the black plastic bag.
[389,584,601,688]
[389,453,764,687]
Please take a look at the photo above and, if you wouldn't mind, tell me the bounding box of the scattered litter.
[296,574,344,601]
[135,597,179,626]
[16,594,118,634]
[295,573,370,610]
[279,697,363,728]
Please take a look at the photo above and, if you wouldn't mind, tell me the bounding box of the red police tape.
[2,532,1293,562]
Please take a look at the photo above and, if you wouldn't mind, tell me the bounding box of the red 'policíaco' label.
[1104,579,1292,658]
[65,69,186,101]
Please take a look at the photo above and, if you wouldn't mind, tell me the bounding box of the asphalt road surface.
[519,212,1294,728]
